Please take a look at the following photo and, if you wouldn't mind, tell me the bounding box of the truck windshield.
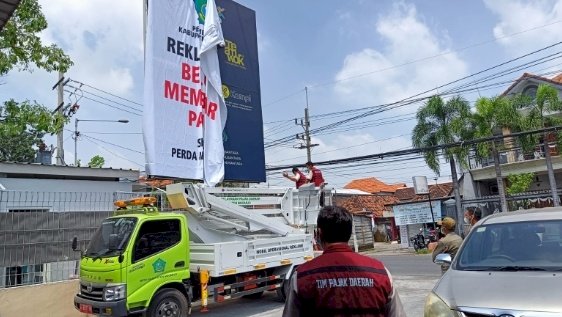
[456,220,562,271]
[85,217,137,257]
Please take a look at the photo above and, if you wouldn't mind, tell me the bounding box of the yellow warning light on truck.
[114,197,157,208]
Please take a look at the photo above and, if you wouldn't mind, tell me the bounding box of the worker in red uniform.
[282,206,406,317]
[282,167,308,189]
[305,161,325,188]
[306,161,326,207]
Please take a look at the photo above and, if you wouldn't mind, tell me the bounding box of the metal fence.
[0,190,168,288]
[462,189,562,218]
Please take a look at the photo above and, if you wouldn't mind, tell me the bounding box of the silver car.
[425,208,562,317]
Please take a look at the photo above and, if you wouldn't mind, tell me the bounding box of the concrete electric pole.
[295,87,318,162]
[54,71,65,165]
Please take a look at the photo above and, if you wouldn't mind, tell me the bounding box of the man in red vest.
[305,161,325,188]
[282,167,308,189]
[283,206,406,317]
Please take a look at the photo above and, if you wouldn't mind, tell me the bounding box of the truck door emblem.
[153,258,167,273]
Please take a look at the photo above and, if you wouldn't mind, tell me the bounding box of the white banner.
[144,0,226,186]
[392,201,442,226]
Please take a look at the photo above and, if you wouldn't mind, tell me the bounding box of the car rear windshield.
[456,219,562,271]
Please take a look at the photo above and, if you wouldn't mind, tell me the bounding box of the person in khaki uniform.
[432,217,463,274]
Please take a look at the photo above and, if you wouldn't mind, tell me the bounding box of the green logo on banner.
[152,258,166,273]
[194,0,225,24]
[194,0,207,24]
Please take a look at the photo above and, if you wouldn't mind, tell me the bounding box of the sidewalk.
[361,242,415,256]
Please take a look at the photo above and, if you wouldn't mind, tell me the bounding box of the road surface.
[190,254,440,317]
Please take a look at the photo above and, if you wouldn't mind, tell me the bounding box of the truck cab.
[74,198,192,316]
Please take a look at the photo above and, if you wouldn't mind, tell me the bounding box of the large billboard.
[144,0,226,186]
[144,0,266,184]
[216,0,266,182]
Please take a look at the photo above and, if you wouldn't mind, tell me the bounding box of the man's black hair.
[292,167,299,173]
[305,161,313,166]
[474,208,482,221]
[317,206,353,243]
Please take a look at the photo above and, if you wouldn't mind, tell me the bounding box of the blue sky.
[2,0,562,188]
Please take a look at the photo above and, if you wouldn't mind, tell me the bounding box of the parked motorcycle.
[410,228,427,251]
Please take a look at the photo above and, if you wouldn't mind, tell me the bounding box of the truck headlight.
[424,292,458,317]
[103,284,126,301]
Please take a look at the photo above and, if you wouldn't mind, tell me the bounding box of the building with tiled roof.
[334,194,398,218]
[501,72,562,97]
[395,183,453,202]
[468,71,562,210]
[344,177,406,194]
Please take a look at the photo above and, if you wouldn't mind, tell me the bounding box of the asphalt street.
[190,254,441,317]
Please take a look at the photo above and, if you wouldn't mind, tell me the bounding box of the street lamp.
[74,118,129,166]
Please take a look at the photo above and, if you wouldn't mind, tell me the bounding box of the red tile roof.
[501,72,562,96]
[138,176,174,188]
[334,194,398,218]
[344,177,406,194]
[395,182,453,202]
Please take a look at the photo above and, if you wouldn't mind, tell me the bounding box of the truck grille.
[80,282,104,301]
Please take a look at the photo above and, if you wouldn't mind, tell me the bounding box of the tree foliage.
[0,0,73,76]
[519,84,562,150]
[412,95,472,175]
[88,155,105,168]
[506,173,535,195]
[472,96,522,157]
[0,99,67,162]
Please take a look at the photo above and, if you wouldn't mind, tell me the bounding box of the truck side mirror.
[435,253,452,265]
[72,236,78,251]
[108,234,120,250]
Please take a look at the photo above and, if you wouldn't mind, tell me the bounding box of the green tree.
[472,96,522,213]
[0,0,73,163]
[412,95,472,225]
[88,155,105,168]
[0,0,73,75]
[0,99,67,162]
[506,173,534,195]
[519,84,562,206]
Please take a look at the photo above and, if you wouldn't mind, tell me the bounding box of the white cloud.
[483,0,562,56]
[333,3,468,112]
[39,0,143,96]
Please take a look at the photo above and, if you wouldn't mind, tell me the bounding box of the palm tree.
[412,95,471,226]
[519,84,562,206]
[472,96,522,213]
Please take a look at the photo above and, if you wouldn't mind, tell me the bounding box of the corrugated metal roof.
[0,161,139,180]
[333,188,372,196]
[0,0,21,31]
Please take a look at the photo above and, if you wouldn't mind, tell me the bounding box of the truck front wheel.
[145,289,188,317]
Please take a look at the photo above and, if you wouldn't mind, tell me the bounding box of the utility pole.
[55,71,65,165]
[295,87,318,161]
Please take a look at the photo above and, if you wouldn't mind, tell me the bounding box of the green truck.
[73,184,319,316]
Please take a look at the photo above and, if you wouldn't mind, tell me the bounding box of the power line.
[266,125,562,172]
[81,131,142,135]
[67,91,142,116]
[82,137,144,168]
[70,79,143,107]
[67,84,143,113]
[260,19,562,111]
[265,47,562,148]
[66,128,144,154]
[267,133,411,164]
[82,134,144,154]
